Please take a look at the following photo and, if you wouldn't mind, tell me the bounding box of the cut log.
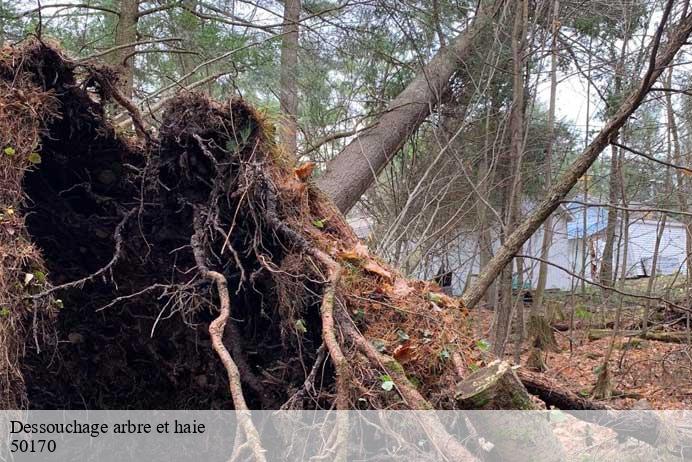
[456,361,566,462]
[552,320,619,331]
[588,329,690,343]
[456,360,535,410]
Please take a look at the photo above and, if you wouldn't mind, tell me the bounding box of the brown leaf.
[294,162,316,181]
[338,242,369,262]
[393,343,416,363]
[363,260,393,281]
[392,278,413,298]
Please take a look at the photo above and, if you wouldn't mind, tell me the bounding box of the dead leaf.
[338,242,369,261]
[392,278,413,298]
[363,260,392,281]
[294,162,316,181]
[393,342,416,363]
[427,291,458,308]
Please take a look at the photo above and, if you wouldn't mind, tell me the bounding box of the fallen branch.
[517,368,608,411]
[517,368,692,456]
[588,329,691,344]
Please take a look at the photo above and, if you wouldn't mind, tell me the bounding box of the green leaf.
[468,363,480,372]
[27,152,42,164]
[54,299,64,309]
[475,339,490,352]
[396,329,409,341]
[575,308,592,320]
[240,125,252,143]
[3,146,15,156]
[312,218,326,229]
[379,375,394,391]
[33,270,46,284]
[427,292,443,303]
[352,308,365,321]
[295,319,307,335]
[0,307,9,317]
[225,140,238,153]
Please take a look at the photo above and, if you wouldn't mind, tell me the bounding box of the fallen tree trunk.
[517,368,692,457]
[517,368,608,411]
[461,1,692,310]
[317,0,505,213]
[588,329,690,343]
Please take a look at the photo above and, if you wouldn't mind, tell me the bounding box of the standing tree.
[279,0,301,157]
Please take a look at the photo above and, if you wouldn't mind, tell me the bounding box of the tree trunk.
[643,214,666,333]
[491,0,526,358]
[666,66,692,342]
[529,0,560,363]
[279,0,301,157]
[477,103,499,308]
[317,0,505,213]
[460,3,691,310]
[599,33,630,295]
[111,0,139,98]
[517,368,608,410]
[598,144,620,292]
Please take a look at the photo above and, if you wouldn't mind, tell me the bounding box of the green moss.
[386,360,404,374]
[510,390,533,410]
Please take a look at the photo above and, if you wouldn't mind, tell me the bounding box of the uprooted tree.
[4,0,692,455]
[1,41,479,412]
[1,40,570,461]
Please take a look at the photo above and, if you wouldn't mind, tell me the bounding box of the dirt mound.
[0,41,471,411]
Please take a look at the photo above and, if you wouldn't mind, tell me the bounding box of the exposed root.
[29,208,135,300]
[281,343,326,409]
[191,212,266,462]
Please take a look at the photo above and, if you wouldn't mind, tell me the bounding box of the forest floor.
[472,309,692,409]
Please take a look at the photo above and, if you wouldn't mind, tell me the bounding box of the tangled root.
[1,42,472,417]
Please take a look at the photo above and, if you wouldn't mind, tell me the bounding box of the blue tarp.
[565,204,608,239]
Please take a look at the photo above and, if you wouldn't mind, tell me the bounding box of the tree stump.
[456,360,566,462]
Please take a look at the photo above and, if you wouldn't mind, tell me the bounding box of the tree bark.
[517,368,608,410]
[532,0,559,315]
[491,0,526,357]
[460,2,690,310]
[279,0,300,157]
[599,29,631,295]
[317,0,505,213]
[110,0,139,98]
